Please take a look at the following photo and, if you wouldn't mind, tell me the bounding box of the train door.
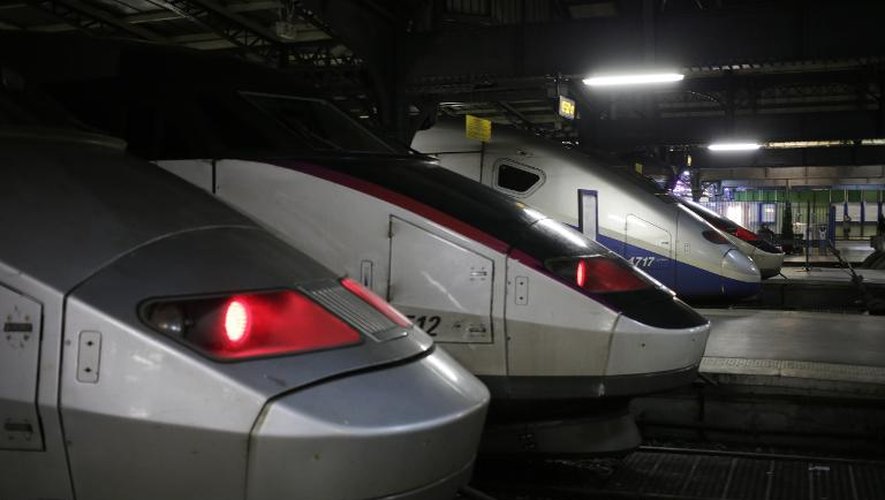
[0,284,43,451]
[625,215,675,288]
[578,189,598,240]
[388,216,494,344]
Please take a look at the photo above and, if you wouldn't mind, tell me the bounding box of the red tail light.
[224,299,250,344]
[703,214,759,242]
[734,227,760,242]
[340,278,412,327]
[576,260,588,288]
[547,256,653,293]
[702,229,730,244]
[142,290,361,361]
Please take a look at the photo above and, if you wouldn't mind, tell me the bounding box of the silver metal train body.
[412,121,763,301]
[0,79,488,500]
[678,198,785,279]
[27,40,712,413]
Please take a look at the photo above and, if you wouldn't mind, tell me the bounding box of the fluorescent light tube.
[707,142,761,152]
[583,73,684,87]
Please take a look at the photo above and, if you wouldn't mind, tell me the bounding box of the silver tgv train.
[27,38,710,449]
[677,198,785,279]
[412,120,763,301]
[0,77,489,500]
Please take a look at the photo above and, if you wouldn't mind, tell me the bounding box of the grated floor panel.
[474,449,885,500]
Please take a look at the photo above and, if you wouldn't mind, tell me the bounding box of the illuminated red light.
[340,278,412,327]
[144,290,362,361]
[734,227,760,242]
[577,257,650,293]
[576,260,587,287]
[224,299,250,344]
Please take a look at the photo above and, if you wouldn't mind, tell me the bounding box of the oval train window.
[495,161,544,195]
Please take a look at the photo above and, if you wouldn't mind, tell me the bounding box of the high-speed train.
[0,70,489,499]
[21,36,711,450]
[412,120,763,301]
[677,198,785,278]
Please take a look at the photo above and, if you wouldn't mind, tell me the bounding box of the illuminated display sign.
[558,96,576,120]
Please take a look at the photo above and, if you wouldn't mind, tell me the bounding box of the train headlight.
[223,299,251,344]
[734,227,759,242]
[545,256,653,293]
[702,230,730,244]
[140,289,363,361]
[148,303,186,335]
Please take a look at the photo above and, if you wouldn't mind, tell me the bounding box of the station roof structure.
[2,0,884,186]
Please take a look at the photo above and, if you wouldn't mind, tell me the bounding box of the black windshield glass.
[243,93,397,153]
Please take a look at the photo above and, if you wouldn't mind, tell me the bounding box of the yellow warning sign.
[634,162,643,174]
[465,115,492,142]
[558,96,576,120]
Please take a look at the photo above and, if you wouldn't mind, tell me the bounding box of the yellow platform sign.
[465,115,492,142]
[558,96,576,120]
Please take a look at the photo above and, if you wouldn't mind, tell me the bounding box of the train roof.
[0,77,256,291]
[0,132,258,292]
[415,118,679,201]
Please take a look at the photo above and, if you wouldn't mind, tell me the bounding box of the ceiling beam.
[404,1,885,82]
[152,0,286,65]
[25,0,164,41]
[580,109,885,150]
[27,1,287,30]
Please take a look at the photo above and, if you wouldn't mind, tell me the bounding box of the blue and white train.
[413,120,762,301]
[677,198,785,279]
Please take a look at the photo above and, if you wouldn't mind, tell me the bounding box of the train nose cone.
[720,249,762,298]
[752,249,786,279]
[246,349,489,500]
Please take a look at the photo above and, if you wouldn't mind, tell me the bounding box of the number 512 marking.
[406,315,441,335]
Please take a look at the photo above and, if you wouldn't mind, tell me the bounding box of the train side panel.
[185,159,511,377]
[0,275,73,500]
[59,297,262,500]
[504,257,618,377]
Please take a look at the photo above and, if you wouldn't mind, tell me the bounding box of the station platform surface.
[697,309,885,394]
[771,266,885,284]
[783,240,876,266]
[749,265,885,312]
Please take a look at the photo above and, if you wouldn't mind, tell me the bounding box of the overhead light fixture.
[707,142,761,152]
[583,72,684,87]
[766,140,852,149]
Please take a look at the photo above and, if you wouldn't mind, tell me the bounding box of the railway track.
[470,444,885,500]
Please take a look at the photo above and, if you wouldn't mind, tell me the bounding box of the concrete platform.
[772,267,885,284]
[698,309,885,395]
[751,267,885,313]
[783,240,876,266]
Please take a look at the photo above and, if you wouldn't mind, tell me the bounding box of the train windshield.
[242,92,398,153]
[681,199,782,252]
